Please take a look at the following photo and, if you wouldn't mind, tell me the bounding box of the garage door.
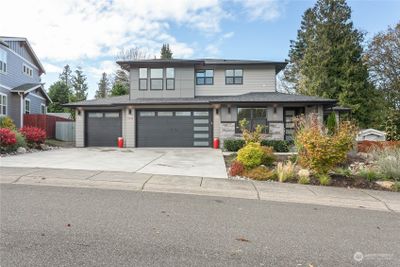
[137,110,212,147]
[86,111,122,147]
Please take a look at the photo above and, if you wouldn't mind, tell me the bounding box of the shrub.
[0,116,16,130]
[261,146,276,166]
[243,166,275,181]
[239,118,264,144]
[317,174,331,186]
[276,161,295,182]
[11,131,27,150]
[260,140,292,152]
[19,126,46,148]
[393,182,400,192]
[358,168,381,182]
[372,148,400,180]
[224,139,245,152]
[298,176,310,184]
[357,140,400,153]
[0,128,17,152]
[326,112,337,135]
[229,161,245,177]
[383,108,400,141]
[237,142,265,169]
[334,167,352,177]
[295,113,357,175]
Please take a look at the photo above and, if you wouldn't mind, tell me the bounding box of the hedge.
[224,139,293,152]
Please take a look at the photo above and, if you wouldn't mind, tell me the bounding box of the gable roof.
[0,36,46,74]
[11,83,52,102]
[64,92,336,107]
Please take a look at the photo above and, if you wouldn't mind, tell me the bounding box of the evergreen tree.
[47,81,70,112]
[71,67,88,101]
[285,0,380,127]
[110,83,129,96]
[59,65,73,88]
[160,43,173,59]
[95,73,110,99]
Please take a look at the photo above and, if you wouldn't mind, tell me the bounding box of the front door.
[283,107,305,140]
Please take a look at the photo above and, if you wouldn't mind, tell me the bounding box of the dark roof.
[117,58,288,73]
[65,92,336,107]
[11,83,52,102]
[331,106,352,111]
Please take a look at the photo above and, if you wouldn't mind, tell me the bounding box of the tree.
[95,73,110,99]
[284,0,380,128]
[110,83,129,96]
[59,65,73,88]
[366,22,400,110]
[382,109,400,141]
[71,67,88,101]
[160,43,173,59]
[116,47,149,61]
[47,81,70,112]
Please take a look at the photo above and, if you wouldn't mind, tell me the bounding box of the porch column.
[75,109,85,147]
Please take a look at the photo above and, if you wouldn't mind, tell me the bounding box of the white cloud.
[237,0,284,21]
[42,63,63,73]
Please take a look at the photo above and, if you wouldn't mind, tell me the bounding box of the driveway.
[0,148,228,178]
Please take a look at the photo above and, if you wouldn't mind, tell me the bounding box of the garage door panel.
[86,111,122,147]
[137,109,212,147]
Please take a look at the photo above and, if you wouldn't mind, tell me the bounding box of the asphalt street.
[1,184,399,266]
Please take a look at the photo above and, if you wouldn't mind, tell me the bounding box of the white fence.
[56,121,75,142]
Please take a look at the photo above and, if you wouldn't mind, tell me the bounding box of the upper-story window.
[196,70,213,85]
[225,69,243,85]
[150,68,163,90]
[166,68,175,90]
[0,49,7,74]
[23,64,33,77]
[0,93,7,115]
[24,99,31,114]
[139,68,148,90]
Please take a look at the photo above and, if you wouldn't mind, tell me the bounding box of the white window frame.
[24,99,31,114]
[23,63,33,77]
[0,49,7,74]
[40,103,46,114]
[0,92,7,115]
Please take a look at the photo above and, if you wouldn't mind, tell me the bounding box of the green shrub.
[326,112,337,135]
[358,168,381,182]
[244,166,276,181]
[392,182,400,192]
[0,116,16,130]
[261,146,276,166]
[276,161,295,182]
[224,139,245,152]
[237,142,265,169]
[317,174,331,186]
[260,140,292,152]
[334,167,352,177]
[372,148,400,180]
[10,131,27,151]
[298,176,310,184]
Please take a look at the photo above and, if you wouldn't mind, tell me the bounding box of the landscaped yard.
[223,114,400,192]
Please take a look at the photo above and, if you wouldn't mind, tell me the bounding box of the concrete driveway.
[0,148,228,178]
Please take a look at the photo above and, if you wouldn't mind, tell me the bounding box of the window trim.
[0,48,7,74]
[166,67,175,90]
[40,103,46,114]
[225,69,243,85]
[139,78,148,91]
[0,92,7,115]
[24,99,31,114]
[235,107,269,134]
[150,68,164,90]
[195,69,214,85]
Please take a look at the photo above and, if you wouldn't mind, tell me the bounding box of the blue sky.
[2,0,399,99]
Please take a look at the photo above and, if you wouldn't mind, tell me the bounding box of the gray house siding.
[25,93,46,114]
[130,67,195,99]
[195,65,276,96]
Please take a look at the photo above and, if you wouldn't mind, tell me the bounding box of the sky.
[1,0,399,99]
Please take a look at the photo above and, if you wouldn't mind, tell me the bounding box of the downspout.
[19,93,24,128]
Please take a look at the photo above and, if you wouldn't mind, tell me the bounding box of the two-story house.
[0,36,52,128]
[66,59,336,148]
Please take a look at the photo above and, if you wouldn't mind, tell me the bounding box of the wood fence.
[56,121,75,142]
[23,114,73,139]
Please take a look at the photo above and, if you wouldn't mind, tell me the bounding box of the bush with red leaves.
[19,126,46,147]
[229,161,245,177]
[0,128,17,151]
[357,140,400,153]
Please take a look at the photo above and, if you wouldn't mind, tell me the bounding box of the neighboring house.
[0,36,51,128]
[357,129,386,141]
[65,59,337,148]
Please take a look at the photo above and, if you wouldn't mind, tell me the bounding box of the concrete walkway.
[1,166,399,213]
[0,148,228,178]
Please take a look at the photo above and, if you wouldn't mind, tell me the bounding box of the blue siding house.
[0,36,51,128]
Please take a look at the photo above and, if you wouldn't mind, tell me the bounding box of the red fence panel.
[23,114,72,139]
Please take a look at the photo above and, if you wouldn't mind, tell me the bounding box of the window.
[150,68,163,90]
[24,99,31,114]
[196,69,213,85]
[166,68,175,90]
[0,49,7,74]
[139,68,147,90]
[0,93,7,115]
[140,111,155,117]
[225,69,243,85]
[41,104,46,114]
[236,108,268,133]
[175,111,191,116]
[158,111,173,116]
[23,64,33,77]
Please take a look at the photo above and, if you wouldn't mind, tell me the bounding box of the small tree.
[110,83,129,96]
[95,73,110,99]
[71,67,89,101]
[239,119,264,144]
[383,109,400,141]
[160,43,173,59]
[326,112,337,135]
[47,81,70,112]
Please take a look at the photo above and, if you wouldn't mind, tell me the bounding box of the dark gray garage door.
[86,111,122,147]
[137,110,212,147]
